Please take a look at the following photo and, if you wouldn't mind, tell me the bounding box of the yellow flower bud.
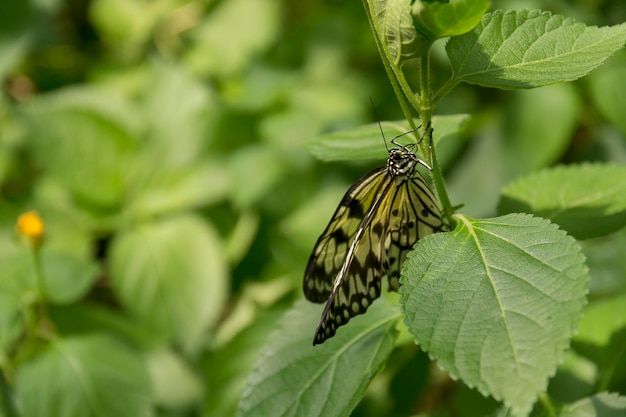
[16,211,45,247]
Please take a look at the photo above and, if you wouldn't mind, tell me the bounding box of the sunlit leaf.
[370,0,427,62]
[306,114,470,161]
[15,334,153,417]
[447,10,626,89]
[499,164,626,239]
[558,392,626,417]
[412,0,490,40]
[236,298,400,417]
[110,214,228,351]
[400,213,589,416]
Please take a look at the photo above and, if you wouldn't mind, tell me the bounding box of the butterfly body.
[303,144,447,345]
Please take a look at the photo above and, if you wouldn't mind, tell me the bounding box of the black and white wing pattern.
[303,147,448,345]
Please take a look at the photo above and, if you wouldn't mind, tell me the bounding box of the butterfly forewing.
[303,167,389,303]
[304,145,448,345]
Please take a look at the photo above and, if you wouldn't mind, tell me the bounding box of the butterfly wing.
[383,171,449,291]
[303,167,389,303]
[304,149,448,345]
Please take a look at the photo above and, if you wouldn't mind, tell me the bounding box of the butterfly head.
[387,148,417,178]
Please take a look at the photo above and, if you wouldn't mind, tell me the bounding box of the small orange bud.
[16,211,45,246]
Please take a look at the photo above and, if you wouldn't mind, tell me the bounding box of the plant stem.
[417,54,454,225]
[362,0,454,223]
[539,392,558,417]
[33,247,46,302]
[361,0,418,131]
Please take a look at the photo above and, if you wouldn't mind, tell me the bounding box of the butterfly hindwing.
[383,174,449,291]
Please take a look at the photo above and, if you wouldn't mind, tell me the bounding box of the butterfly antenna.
[369,97,390,152]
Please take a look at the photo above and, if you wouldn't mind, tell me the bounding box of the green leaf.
[306,114,470,162]
[15,334,153,417]
[498,84,581,175]
[20,87,141,210]
[412,0,490,40]
[228,145,287,209]
[548,350,596,403]
[588,62,626,138]
[138,60,216,169]
[557,392,626,417]
[235,298,401,417]
[146,349,203,409]
[580,229,626,296]
[575,292,626,348]
[400,213,589,416]
[203,308,283,417]
[41,250,100,305]
[370,0,427,63]
[0,253,31,351]
[50,303,160,349]
[446,10,626,89]
[499,164,626,240]
[110,214,228,351]
[448,84,581,219]
[185,0,279,77]
[0,250,79,350]
[90,0,174,49]
[125,160,231,218]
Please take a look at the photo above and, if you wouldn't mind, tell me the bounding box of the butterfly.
[303,126,448,345]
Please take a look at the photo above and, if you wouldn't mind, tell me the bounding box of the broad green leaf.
[203,307,283,417]
[228,145,286,209]
[575,293,626,348]
[235,298,401,417]
[50,303,160,349]
[548,350,596,403]
[581,229,626,296]
[370,0,427,63]
[400,213,589,416]
[146,349,203,409]
[498,164,626,239]
[306,114,470,162]
[0,289,25,351]
[588,63,626,138]
[19,87,140,210]
[412,0,490,40]
[0,253,31,351]
[15,334,153,417]
[139,60,215,168]
[499,83,581,175]
[40,250,100,305]
[125,161,231,218]
[447,10,626,89]
[90,0,175,49]
[558,392,626,417]
[110,214,228,351]
[185,0,279,77]
[445,127,503,218]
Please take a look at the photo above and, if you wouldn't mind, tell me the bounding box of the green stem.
[29,246,55,342]
[539,392,558,417]
[361,0,418,130]
[417,54,454,225]
[362,0,454,223]
[33,247,46,302]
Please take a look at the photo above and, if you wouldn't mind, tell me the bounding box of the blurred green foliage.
[0,1,625,417]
